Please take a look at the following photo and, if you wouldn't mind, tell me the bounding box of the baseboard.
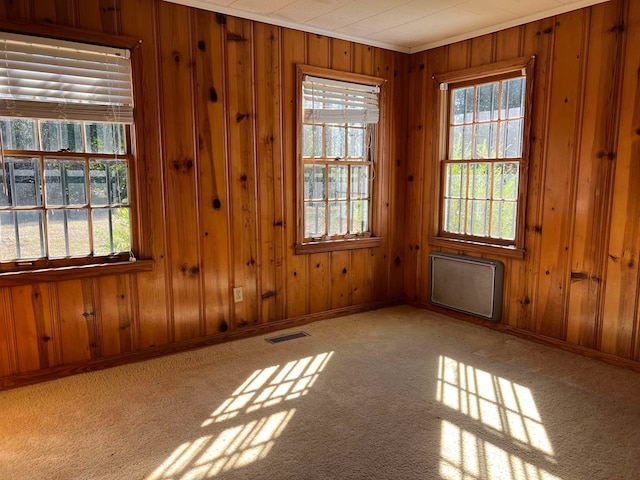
[0,299,401,390]
[406,298,640,374]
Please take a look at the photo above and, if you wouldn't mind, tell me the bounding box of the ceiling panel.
[164,0,610,53]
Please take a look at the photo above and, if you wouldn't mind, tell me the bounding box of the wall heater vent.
[429,252,504,322]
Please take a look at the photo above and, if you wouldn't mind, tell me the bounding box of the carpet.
[1,305,639,480]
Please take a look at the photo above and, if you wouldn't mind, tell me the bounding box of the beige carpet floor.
[2,305,640,480]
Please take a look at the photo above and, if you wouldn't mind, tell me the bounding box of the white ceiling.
[164,0,609,53]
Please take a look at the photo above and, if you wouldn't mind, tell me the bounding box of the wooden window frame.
[429,56,535,259]
[295,64,385,255]
[0,22,153,284]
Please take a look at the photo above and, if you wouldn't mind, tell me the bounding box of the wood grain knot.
[227,32,247,42]
[172,51,181,63]
[197,40,206,52]
[210,87,218,102]
[190,266,200,276]
[216,13,227,25]
[219,320,229,332]
[408,175,414,181]
[213,198,222,210]
[236,113,248,122]
[342,268,348,274]
[395,256,401,265]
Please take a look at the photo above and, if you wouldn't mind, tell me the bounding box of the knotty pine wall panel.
[406,0,640,364]
[0,0,406,384]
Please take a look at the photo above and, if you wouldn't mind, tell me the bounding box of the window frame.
[0,22,153,283]
[430,56,535,258]
[295,64,385,255]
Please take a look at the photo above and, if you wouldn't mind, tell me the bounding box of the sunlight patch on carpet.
[437,355,560,480]
[146,351,333,479]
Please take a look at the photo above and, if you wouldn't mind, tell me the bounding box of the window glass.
[442,72,528,244]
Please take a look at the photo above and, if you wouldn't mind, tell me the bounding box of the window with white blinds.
[0,32,136,269]
[0,32,133,124]
[298,67,384,250]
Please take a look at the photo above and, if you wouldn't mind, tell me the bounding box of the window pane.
[469,162,490,199]
[501,78,525,119]
[444,199,462,234]
[347,126,365,158]
[89,160,129,206]
[47,209,90,257]
[328,165,348,199]
[476,82,499,122]
[39,121,83,152]
[0,118,37,150]
[16,211,44,259]
[498,120,523,158]
[325,125,345,159]
[493,162,519,201]
[328,201,347,235]
[302,125,322,158]
[85,123,125,154]
[468,200,489,237]
[0,212,17,260]
[350,165,369,199]
[450,125,472,160]
[0,158,42,207]
[304,201,325,237]
[44,160,87,206]
[93,208,131,255]
[350,200,368,234]
[474,123,497,159]
[304,165,326,201]
[445,163,467,199]
[451,87,473,125]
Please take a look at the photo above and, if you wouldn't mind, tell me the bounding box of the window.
[0,32,135,271]
[296,65,383,253]
[433,57,534,255]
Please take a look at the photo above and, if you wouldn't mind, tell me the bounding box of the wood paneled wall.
[0,0,407,385]
[1,0,639,386]
[405,0,640,363]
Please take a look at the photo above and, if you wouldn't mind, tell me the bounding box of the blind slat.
[0,99,133,123]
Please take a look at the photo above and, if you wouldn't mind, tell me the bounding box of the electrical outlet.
[233,287,243,303]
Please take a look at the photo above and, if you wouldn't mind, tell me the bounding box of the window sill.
[0,259,155,287]
[295,236,382,255]
[428,236,525,260]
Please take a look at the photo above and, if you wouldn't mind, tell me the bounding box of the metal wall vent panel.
[266,332,309,344]
[429,252,504,322]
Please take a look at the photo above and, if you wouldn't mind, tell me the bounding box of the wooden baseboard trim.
[406,299,640,373]
[0,299,401,390]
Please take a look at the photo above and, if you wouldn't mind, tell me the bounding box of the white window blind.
[303,75,379,124]
[0,32,133,124]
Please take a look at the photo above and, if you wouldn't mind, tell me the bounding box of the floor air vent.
[266,332,309,344]
[429,252,504,322]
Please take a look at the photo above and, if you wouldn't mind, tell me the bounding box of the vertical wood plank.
[403,52,427,302]
[76,0,102,30]
[330,251,350,309]
[158,1,203,341]
[120,0,170,349]
[193,10,232,334]
[470,33,496,66]
[98,275,133,356]
[387,51,408,300]
[254,22,285,323]
[601,0,640,358]
[225,17,259,327]
[309,253,331,313]
[0,288,16,376]
[534,10,588,339]
[567,1,627,348]
[283,28,308,318]
[10,285,55,372]
[505,18,555,330]
[56,280,93,364]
